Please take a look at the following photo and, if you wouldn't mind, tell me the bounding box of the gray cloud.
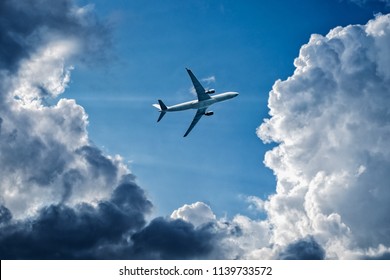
[130,217,215,260]
[278,236,326,260]
[0,0,118,219]
[0,0,155,260]
[364,252,390,260]
[76,146,119,184]
[169,202,273,260]
[0,0,110,72]
[0,176,152,259]
[0,205,12,225]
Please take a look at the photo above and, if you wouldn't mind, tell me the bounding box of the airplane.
[153,68,239,137]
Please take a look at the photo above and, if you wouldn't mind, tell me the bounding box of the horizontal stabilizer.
[152,103,161,110]
[157,111,166,122]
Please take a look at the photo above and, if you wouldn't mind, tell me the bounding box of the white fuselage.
[164,92,239,112]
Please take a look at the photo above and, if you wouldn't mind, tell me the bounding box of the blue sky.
[65,0,389,218]
[2,0,390,260]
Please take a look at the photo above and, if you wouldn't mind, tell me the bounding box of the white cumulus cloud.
[171,202,216,228]
[257,13,390,259]
[170,202,273,259]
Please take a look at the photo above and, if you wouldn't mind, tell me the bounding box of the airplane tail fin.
[152,99,167,122]
[158,100,167,111]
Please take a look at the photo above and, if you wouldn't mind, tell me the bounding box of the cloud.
[0,0,110,71]
[278,236,326,260]
[0,205,12,225]
[257,13,390,259]
[169,202,273,259]
[0,0,120,218]
[170,202,216,227]
[190,75,216,95]
[348,0,390,6]
[201,76,216,84]
[0,177,152,259]
[0,0,120,219]
[130,217,215,260]
[0,0,153,259]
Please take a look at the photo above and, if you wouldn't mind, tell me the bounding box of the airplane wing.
[186,68,211,101]
[183,108,206,137]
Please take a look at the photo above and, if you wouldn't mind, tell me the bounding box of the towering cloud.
[0,0,118,218]
[257,13,390,259]
[0,0,153,259]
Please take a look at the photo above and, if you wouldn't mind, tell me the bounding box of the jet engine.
[205,89,215,94]
[204,111,214,116]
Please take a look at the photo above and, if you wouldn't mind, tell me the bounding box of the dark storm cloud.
[0,181,224,260]
[0,205,12,224]
[0,176,152,259]
[130,217,215,260]
[0,0,110,71]
[278,236,326,260]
